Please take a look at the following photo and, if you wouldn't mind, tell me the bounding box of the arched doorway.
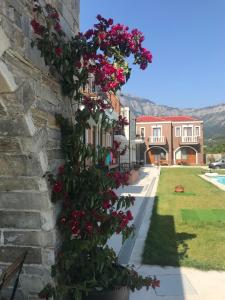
[174,146,197,165]
[146,146,168,165]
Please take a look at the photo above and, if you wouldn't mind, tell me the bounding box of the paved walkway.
[110,166,225,300]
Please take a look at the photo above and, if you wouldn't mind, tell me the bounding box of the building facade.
[0,0,80,298]
[136,116,204,165]
[118,106,136,165]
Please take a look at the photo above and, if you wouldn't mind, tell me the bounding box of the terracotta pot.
[175,185,184,193]
[83,287,130,300]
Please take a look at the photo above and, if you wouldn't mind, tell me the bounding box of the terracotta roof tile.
[136,115,200,122]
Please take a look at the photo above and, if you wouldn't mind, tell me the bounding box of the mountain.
[119,93,225,141]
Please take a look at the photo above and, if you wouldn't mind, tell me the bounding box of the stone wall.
[0,0,79,298]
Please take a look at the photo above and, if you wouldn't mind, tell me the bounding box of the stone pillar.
[0,1,79,298]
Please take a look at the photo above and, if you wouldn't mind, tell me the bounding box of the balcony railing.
[149,136,166,144]
[180,136,199,144]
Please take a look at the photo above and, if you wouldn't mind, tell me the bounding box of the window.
[183,126,192,136]
[106,133,112,147]
[153,127,161,137]
[175,127,181,137]
[195,126,200,136]
[181,148,188,159]
[140,127,145,137]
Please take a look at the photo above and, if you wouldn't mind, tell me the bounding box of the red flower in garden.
[85,221,94,234]
[53,181,63,193]
[54,22,62,32]
[108,18,113,25]
[30,19,44,36]
[126,210,133,221]
[152,278,160,289]
[49,11,59,19]
[58,165,64,174]
[102,200,111,209]
[71,226,80,236]
[55,47,62,56]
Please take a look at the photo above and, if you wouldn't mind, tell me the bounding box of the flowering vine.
[30,1,158,300]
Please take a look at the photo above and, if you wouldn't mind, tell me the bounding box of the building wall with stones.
[0,0,80,299]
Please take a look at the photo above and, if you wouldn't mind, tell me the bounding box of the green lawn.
[142,168,225,270]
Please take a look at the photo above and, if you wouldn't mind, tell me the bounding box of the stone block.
[47,149,63,160]
[0,60,17,93]
[0,98,7,116]
[0,246,42,264]
[4,231,55,247]
[0,287,25,300]
[0,117,33,137]
[0,191,52,210]
[47,128,61,140]
[31,108,48,128]
[24,266,51,278]
[0,137,21,153]
[0,154,43,176]
[16,80,36,112]
[20,275,46,294]
[36,83,59,105]
[0,176,40,191]
[42,248,55,266]
[0,26,10,57]
[46,139,61,150]
[0,211,41,229]
[41,210,56,231]
[47,113,60,129]
[20,128,48,153]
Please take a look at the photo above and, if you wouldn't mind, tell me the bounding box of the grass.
[142,168,225,270]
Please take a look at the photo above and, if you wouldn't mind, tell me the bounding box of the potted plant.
[31,2,158,299]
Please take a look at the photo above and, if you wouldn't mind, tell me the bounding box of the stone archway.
[146,146,168,165]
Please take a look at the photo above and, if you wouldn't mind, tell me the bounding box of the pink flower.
[85,221,94,233]
[58,165,64,174]
[126,210,133,221]
[53,181,63,193]
[108,18,113,25]
[54,22,61,32]
[55,47,62,56]
[102,200,111,209]
[30,19,44,36]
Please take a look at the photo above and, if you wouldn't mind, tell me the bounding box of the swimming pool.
[214,176,225,185]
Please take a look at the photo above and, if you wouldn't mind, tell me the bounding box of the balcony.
[149,136,166,145]
[180,136,199,144]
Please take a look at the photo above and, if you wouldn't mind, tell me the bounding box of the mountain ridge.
[119,93,225,140]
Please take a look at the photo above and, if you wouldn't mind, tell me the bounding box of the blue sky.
[80,0,225,108]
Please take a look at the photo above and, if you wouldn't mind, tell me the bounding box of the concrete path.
[110,166,225,300]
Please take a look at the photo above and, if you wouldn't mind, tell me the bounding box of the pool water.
[214,176,225,185]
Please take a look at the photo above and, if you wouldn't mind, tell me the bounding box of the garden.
[143,167,225,270]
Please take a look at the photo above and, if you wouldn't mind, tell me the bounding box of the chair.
[0,251,27,300]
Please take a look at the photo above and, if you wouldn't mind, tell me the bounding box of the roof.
[136,115,200,123]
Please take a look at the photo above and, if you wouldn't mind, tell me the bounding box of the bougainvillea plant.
[31,1,158,299]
